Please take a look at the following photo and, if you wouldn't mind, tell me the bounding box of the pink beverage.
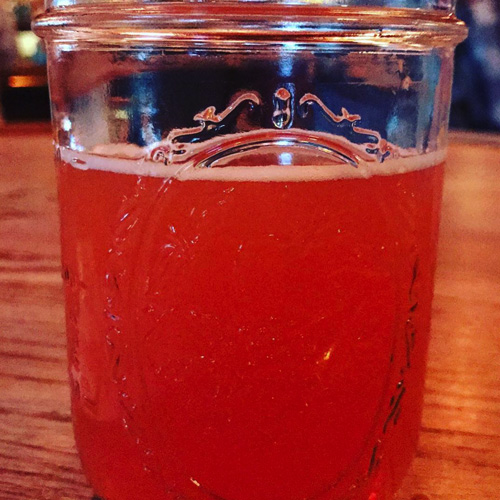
[58,145,444,500]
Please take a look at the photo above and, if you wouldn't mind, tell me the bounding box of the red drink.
[58,150,444,500]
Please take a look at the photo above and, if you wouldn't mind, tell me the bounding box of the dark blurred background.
[0,0,499,132]
[451,0,500,131]
[0,0,49,123]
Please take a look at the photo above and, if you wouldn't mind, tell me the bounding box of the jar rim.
[41,0,461,11]
[33,2,467,49]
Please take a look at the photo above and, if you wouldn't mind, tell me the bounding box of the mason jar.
[34,2,466,499]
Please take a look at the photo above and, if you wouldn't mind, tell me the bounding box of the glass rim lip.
[39,0,462,8]
[33,2,467,48]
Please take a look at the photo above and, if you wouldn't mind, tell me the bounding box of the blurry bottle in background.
[0,0,50,123]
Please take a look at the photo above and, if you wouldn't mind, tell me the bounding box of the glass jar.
[34,2,466,500]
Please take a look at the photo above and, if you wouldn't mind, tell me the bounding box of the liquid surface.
[58,147,444,500]
[61,140,445,181]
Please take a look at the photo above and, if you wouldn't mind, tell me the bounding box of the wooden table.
[0,127,499,500]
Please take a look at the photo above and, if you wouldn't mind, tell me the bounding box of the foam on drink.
[59,136,446,182]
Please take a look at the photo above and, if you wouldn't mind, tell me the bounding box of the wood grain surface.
[0,128,498,500]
